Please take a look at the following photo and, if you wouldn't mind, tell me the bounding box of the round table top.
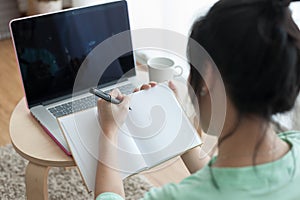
[8,67,190,168]
[9,98,75,167]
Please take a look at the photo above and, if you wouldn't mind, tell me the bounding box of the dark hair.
[188,0,300,119]
[188,0,300,190]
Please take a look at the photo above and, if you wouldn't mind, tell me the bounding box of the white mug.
[147,57,183,83]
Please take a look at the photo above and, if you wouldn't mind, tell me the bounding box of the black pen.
[89,88,132,110]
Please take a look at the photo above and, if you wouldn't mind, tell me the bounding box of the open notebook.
[58,84,201,192]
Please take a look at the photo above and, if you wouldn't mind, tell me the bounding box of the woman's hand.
[96,89,128,198]
[133,81,179,98]
[167,80,180,100]
[133,81,157,92]
[97,89,130,139]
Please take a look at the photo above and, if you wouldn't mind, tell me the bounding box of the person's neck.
[213,115,290,168]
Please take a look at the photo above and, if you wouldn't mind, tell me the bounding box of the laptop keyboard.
[48,83,135,118]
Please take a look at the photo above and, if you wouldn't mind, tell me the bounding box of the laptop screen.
[10,1,135,108]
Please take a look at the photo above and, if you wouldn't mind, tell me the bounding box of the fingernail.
[169,81,174,88]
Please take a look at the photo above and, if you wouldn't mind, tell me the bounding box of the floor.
[0,39,191,187]
[0,39,23,146]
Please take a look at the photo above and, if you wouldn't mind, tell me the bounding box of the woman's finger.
[168,81,178,96]
[133,82,157,93]
[97,98,103,108]
[133,88,140,93]
[149,82,157,88]
[110,89,122,98]
[140,84,151,90]
[121,96,131,109]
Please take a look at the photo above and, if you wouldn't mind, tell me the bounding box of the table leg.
[25,162,50,200]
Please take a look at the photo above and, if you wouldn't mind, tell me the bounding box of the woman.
[95,0,300,199]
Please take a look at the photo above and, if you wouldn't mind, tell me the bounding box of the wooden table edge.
[9,98,75,167]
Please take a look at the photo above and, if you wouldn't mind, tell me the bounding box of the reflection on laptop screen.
[11,1,135,108]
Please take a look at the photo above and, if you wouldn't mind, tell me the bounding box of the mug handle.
[174,66,183,77]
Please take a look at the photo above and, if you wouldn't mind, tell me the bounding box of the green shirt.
[96,131,300,200]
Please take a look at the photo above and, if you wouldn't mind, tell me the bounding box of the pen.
[89,88,132,111]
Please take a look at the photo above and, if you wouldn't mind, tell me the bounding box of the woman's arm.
[94,90,130,199]
[180,146,210,174]
[168,81,211,173]
[181,133,218,174]
[95,131,125,198]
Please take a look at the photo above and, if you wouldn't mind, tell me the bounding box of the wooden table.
[9,98,75,200]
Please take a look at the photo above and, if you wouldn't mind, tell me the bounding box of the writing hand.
[97,89,130,139]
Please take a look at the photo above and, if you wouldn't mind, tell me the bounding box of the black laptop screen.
[11,1,135,108]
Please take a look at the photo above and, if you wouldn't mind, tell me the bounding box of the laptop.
[9,0,137,155]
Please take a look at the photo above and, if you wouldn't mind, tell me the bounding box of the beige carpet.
[0,144,153,200]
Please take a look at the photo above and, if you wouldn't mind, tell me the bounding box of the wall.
[0,0,20,40]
